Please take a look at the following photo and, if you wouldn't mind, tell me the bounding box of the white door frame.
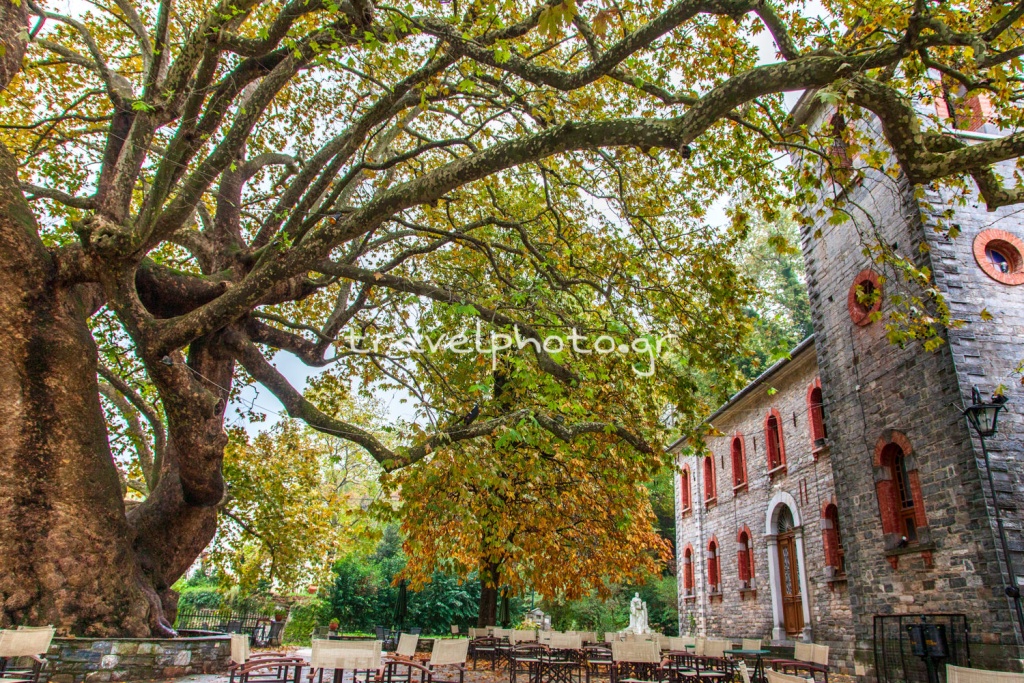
[764,491,813,642]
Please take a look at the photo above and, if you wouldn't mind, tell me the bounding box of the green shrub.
[284,598,330,645]
[177,587,223,611]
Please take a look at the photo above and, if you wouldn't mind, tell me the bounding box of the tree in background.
[210,414,382,595]
[3,0,1024,636]
[382,434,672,626]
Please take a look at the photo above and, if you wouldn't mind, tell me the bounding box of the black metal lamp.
[960,386,1022,639]
[964,387,1006,438]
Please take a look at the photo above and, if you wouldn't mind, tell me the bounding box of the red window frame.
[703,456,717,504]
[731,435,747,491]
[707,537,721,592]
[765,408,787,474]
[679,465,692,515]
[807,380,827,450]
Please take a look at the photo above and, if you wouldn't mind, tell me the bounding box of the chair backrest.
[409,627,423,636]
[798,641,818,662]
[492,628,512,640]
[742,639,763,652]
[704,639,728,658]
[396,633,419,658]
[511,630,537,644]
[611,640,661,664]
[811,644,829,666]
[0,627,55,658]
[311,639,381,670]
[578,632,598,645]
[767,669,814,683]
[230,633,250,665]
[548,633,582,651]
[430,638,469,667]
[739,661,752,683]
[666,637,688,652]
[694,637,706,657]
[451,625,459,635]
[948,665,1024,683]
[375,626,387,640]
[468,627,485,639]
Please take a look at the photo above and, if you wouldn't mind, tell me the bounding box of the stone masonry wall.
[675,344,856,672]
[45,635,231,683]
[795,106,1021,674]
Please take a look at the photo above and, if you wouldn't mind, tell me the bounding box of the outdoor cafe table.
[724,649,770,683]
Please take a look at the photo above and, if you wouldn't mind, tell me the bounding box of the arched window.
[822,502,846,577]
[682,545,695,596]
[731,436,747,491]
[737,526,755,589]
[707,538,721,592]
[827,113,853,185]
[703,456,717,504]
[807,380,827,450]
[679,466,692,515]
[765,409,786,474]
[874,433,926,547]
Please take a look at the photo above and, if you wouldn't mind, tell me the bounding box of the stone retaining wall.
[46,634,231,683]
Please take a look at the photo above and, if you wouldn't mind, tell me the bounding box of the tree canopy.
[1,0,1023,636]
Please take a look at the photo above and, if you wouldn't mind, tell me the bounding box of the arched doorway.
[765,492,812,642]
[776,507,804,635]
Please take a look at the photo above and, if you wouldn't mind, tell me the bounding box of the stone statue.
[627,592,650,634]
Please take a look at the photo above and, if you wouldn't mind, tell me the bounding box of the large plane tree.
[0,0,1022,635]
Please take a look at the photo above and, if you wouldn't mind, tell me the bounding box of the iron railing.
[174,607,274,636]
[874,614,971,683]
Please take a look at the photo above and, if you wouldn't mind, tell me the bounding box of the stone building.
[672,90,1024,676]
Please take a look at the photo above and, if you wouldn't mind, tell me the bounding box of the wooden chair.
[0,627,54,683]
[509,643,549,683]
[583,645,613,683]
[469,637,499,671]
[947,665,1024,683]
[766,669,814,683]
[425,638,470,683]
[450,626,460,637]
[610,641,665,683]
[308,639,380,683]
[769,643,829,683]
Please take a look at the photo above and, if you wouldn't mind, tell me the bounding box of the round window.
[974,230,1024,285]
[847,269,882,326]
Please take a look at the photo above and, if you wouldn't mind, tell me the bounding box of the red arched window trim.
[807,379,827,455]
[821,500,845,577]
[765,408,787,475]
[703,456,717,505]
[736,525,755,589]
[731,435,748,492]
[874,431,927,549]
[707,537,721,593]
[679,466,692,516]
[682,544,695,596]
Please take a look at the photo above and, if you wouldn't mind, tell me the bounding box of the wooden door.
[777,531,804,635]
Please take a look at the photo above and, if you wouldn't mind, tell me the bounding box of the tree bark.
[0,141,154,635]
[476,559,500,628]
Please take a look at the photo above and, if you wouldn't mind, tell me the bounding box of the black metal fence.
[874,614,971,683]
[174,608,274,636]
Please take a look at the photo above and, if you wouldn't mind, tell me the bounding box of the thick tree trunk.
[0,143,153,635]
[476,560,499,628]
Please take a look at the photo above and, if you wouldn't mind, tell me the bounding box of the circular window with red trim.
[848,269,882,326]
[974,229,1024,286]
